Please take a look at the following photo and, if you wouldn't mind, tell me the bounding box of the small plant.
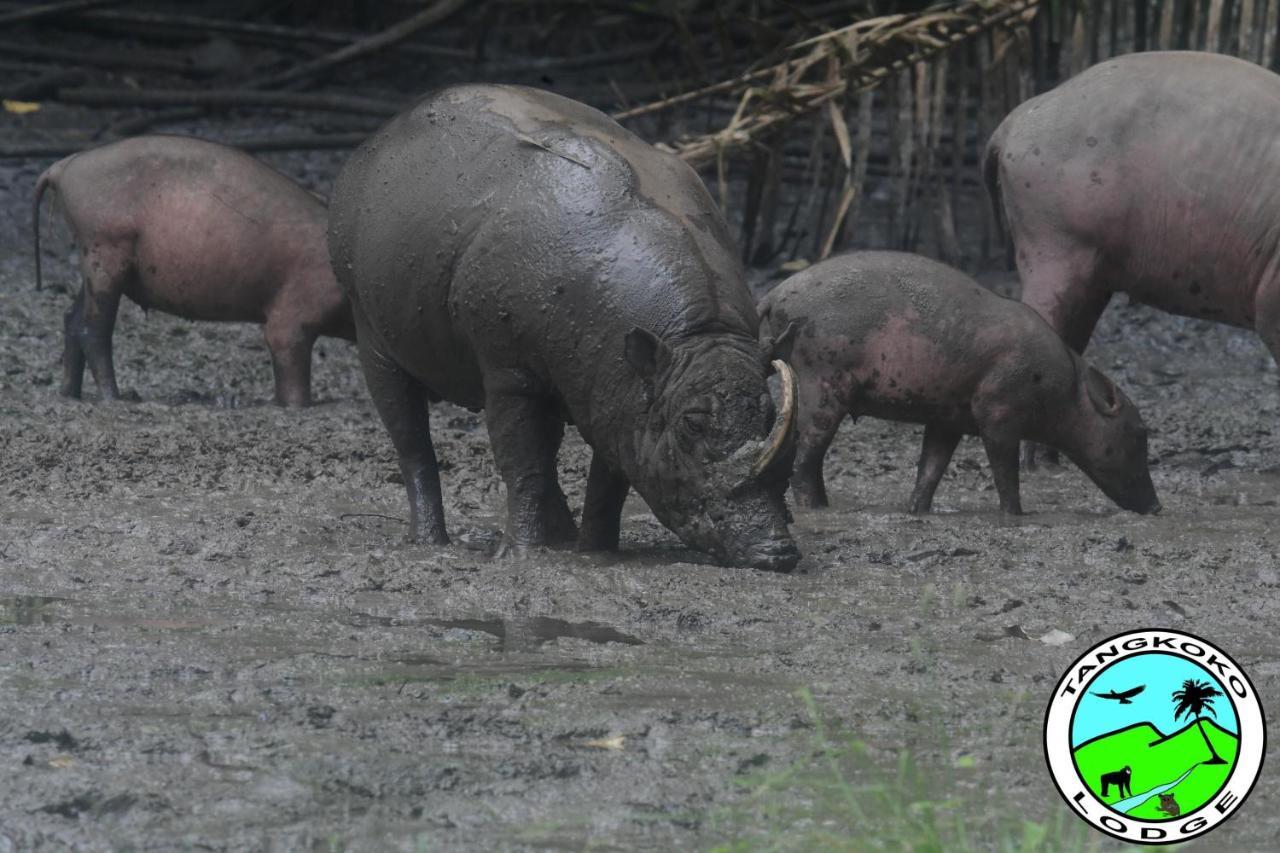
[706,689,1100,852]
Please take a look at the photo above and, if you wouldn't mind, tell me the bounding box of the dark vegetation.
[10,0,1274,271]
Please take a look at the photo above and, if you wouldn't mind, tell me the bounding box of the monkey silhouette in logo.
[1099,766,1132,797]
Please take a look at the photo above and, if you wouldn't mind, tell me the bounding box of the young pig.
[33,135,355,407]
[758,251,1160,515]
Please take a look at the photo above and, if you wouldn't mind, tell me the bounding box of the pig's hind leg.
[1017,245,1110,470]
[357,332,449,545]
[72,243,129,401]
[60,288,87,398]
[908,425,962,513]
[264,314,317,407]
[1257,279,1280,380]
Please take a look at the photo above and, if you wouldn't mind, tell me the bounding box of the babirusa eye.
[682,412,709,434]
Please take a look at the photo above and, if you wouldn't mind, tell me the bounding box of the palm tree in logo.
[1172,679,1228,765]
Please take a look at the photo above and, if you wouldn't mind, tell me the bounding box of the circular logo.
[1044,629,1265,845]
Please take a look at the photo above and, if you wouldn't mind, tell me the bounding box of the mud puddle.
[4,185,1280,848]
[341,611,644,650]
[0,594,222,631]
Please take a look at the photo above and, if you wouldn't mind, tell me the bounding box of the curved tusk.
[751,359,798,479]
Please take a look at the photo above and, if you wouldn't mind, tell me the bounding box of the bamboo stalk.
[1159,0,1178,49]
[1088,0,1103,64]
[789,114,828,261]
[843,88,874,250]
[1206,0,1225,51]
[950,42,971,259]
[1266,0,1279,66]
[891,69,915,248]
[1071,3,1088,75]
[254,0,469,89]
[1109,0,1120,57]
[1241,0,1257,57]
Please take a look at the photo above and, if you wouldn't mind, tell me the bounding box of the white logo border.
[1043,628,1266,846]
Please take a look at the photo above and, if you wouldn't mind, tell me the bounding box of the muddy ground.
[2,140,1280,851]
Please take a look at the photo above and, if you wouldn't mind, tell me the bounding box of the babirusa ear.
[624,327,662,380]
[1085,365,1124,416]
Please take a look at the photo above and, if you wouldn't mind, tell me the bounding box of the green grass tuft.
[706,689,1101,852]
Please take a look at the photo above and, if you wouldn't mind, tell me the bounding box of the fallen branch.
[60,7,472,59]
[0,38,194,74]
[0,0,118,26]
[57,87,401,117]
[253,0,470,89]
[484,35,669,76]
[0,132,369,160]
[101,108,205,138]
[338,513,407,525]
[4,68,84,100]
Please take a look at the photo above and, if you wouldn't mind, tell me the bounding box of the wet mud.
[2,151,1280,850]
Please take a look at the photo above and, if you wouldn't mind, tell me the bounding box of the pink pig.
[34,135,354,406]
[758,251,1160,515]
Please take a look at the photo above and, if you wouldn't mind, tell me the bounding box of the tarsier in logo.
[1044,630,1265,845]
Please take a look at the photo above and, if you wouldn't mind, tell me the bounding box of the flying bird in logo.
[1092,685,1146,704]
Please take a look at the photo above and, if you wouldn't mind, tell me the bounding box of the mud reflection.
[429,616,644,651]
[0,595,66,626]
[339,610,643,651]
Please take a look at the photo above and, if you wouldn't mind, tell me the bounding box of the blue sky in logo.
[1071,653,1239,747]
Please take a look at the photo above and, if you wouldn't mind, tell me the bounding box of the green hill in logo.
[1073,719,1239,820]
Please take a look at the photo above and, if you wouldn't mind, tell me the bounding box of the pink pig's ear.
[760,320,799,372]
[1085,365,1123,416]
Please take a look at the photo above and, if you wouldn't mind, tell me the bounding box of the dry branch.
[57,87,401,117]
[0,38,194,74]
[0,132,368,160]
[0,0,118,26]
[4,68,84,100]
[62,7,471,58]
[253,0,470,89]
[640,0,1040,167]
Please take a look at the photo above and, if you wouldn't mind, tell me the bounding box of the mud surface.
[3,148,1280,851]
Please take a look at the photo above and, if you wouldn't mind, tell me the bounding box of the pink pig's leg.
[60,288,87,398]
[974,387,1024,514]
[263,315,316,408]
[789,377,847,509]
[908,424,962,513]
[73,243,129,401]
[1257,277,1280,373]
[1017,245,1110,470]
[1017,245,1110,354]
